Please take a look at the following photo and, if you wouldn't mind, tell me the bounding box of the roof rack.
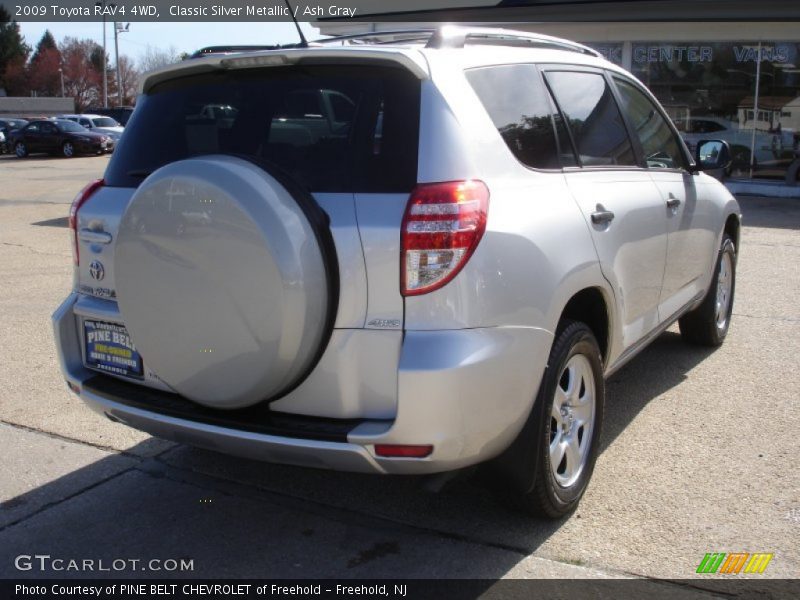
[189,27,602,59]
[316,26,601,57]
[425,27,601,57]
[315,29,436,46]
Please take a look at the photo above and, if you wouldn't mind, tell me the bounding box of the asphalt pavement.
[0,154,797,589]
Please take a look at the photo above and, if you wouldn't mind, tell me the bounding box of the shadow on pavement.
[735,195,800,230]
[31,217,69,228]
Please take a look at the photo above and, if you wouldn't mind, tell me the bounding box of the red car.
[11,119,113,158]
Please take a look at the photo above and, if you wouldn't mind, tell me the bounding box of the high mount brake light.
[401,180,489,296]
[69,179,104,266]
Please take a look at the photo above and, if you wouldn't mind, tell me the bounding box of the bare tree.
[60,37,102,111]
[114,54,139,105]
[138,44,179,73]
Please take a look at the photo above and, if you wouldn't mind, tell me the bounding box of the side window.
[465,64,561,169]
[614,77,687,170]
[80,118,92,127]
[26,123,40,133]
[41,123,57,134]
[545,71,636,167]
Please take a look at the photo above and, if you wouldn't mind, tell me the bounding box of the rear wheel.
[679,234,736,346]
[15,142,27,158]
[515,321,605,518]
[62,141,75,158]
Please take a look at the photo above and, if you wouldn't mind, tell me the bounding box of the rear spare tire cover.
[115,155,332,409]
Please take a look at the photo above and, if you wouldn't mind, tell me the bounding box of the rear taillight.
[401,180,489,296]
[69,179,104,265]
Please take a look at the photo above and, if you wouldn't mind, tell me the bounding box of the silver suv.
[53,27,741,517]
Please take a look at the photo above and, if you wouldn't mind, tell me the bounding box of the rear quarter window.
[105,65,420,193]
[465,64,561,170]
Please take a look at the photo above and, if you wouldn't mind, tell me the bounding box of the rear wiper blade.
[127,169,153,178]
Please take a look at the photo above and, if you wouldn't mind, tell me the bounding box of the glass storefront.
[628,41,800,179]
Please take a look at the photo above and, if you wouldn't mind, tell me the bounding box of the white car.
[681,116,792,168]
[57,114,125,144]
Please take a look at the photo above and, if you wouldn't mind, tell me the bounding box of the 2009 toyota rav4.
[53,27,741,518]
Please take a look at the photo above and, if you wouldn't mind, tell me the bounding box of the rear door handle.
[591,207,615,224]
[666,197,682,209]
[79,229,112,244]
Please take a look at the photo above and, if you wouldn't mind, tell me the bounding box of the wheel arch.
[724,212,741,252]
[557,286,612,364]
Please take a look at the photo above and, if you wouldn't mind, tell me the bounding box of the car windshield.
[93,117,119,127]
[57,120,88,133]
[8,119,28,128]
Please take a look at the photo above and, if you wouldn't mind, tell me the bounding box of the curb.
[725,180,800,199]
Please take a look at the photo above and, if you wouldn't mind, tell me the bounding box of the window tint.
[329,93,355,123]
[466,64,560,169]
[614,77,686,169]
[105,65,420,193]
[25,123,40,133]
[545,71,636,167]
[58,121,85,133]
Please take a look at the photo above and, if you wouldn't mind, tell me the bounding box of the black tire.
[679,234,736,346]
[15,142,27,158]
[515,320,605,518]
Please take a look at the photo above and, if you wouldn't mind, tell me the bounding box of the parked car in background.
[54,27,740,519]
[11,119,113,157]
[87,106,134,126]
[0,118,28,153]
[58,114,125,144]
[680,115,793,169]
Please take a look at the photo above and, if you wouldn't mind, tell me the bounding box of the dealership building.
[317,0,800,181]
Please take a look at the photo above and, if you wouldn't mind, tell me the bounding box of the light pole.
[58,67,65,97]
[95,0,113,107]
[114,22,129,106]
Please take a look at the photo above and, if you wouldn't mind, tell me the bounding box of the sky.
[18,21,321,64]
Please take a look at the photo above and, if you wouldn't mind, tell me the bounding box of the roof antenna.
[283,0,308,48]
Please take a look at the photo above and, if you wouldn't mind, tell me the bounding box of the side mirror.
[694,139,732,171]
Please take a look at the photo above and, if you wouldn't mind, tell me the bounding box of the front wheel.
[679,234,736,346]
[15,142,28,158]
[516,320,605,518]
[62,141,75,158]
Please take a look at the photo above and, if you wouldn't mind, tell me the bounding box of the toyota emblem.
[89,260,105,281]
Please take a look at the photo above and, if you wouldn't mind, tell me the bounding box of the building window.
[630,41,800,179]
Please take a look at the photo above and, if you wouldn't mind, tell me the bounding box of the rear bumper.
[53,293,552,474]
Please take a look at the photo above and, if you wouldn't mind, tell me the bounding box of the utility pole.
[58,67,65,97]
[96,1,112,107]
[114,22,129,106]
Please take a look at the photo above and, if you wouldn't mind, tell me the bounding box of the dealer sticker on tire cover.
[84,320,143,378]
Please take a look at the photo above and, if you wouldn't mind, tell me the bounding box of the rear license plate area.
[84,320,143,379]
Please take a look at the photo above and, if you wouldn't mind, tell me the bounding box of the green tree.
[0,6,31,94]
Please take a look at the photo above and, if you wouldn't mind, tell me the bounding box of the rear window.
[105,65,420,193]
